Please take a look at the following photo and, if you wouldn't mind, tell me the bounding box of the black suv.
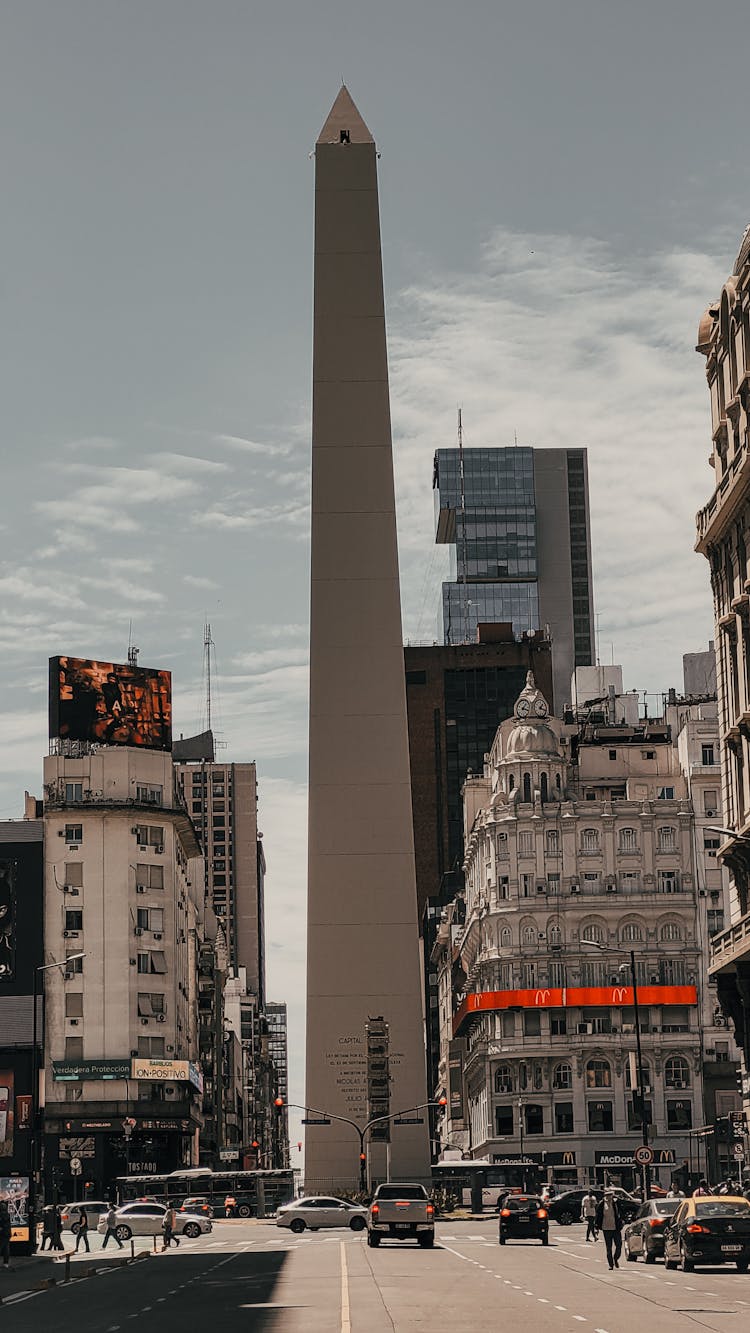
[547,1188,639,1227]
[499,1194,549,1246]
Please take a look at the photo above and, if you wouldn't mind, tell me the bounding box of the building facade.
[433,446,595,710]
[695,225,750,1133]
[41,747,205,1194]
[434,674,707,1190]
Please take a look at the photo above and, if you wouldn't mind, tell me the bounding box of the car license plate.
[722,1244,742,1252]
[394,1224,411,1231]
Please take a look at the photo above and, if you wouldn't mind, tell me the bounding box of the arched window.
[664,1055,691,1089]
[546,829,559,855]
[553,1062,572,1090]
[523,772,532,803]
[581,922,605,945]
[548,921,562,947]
[508,774,515,791]
[494,1063,514,1094]
[499,926,512,949]
[585,1058,611,1089]
[581,828,600,854]
[621,921,644,943]
[522,923,536,947]
[660,921,682,943]
[555,773,561,790]
[540,773,549,803]
[619,827,637,853]
[657,826,677,852]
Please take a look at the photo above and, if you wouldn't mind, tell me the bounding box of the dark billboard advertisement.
[0,861,15,982]
[49,657,172,751]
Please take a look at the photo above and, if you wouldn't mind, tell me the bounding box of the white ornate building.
[434,673,713,1189]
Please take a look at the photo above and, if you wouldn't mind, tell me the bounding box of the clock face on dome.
[534,698,549,718]
[516,697,531,719]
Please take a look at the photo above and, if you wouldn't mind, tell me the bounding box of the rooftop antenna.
[204,621,214,734]
[127,620,139,668]
[457,407,470,643]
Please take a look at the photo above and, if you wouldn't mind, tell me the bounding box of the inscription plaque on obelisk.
[305,87,430,1191]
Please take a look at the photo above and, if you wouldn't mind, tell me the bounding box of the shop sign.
[543,1151,577,1166]
[219,1149,239,1161]
[130,1058,190,1082]
[491,1153,542,1166]
[0,1175,29,1242]
[138,1119,191,1132]
[15,1095,31,1130]
[595,1148,675,1167]
[52,1059,130,1082]
[188,1062,203,1093]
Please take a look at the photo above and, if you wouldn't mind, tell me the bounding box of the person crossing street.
[162,1205,180,1249]
[595,1188,623,1270]
[74,1206,90,1253]
[581,1189,598,1242]
[101,1205,123,1250]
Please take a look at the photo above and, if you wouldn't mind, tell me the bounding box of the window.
[582,959,608,986]
[547,872,560,896]
[704,789,718,814]
[136,863,164,890]
[520,961,536,988]
[661,1007,689,1033]
[658,958,687,985]
[498,875,509,900]
[667,1100,692,1130]
[608,749,617,760]
[65,1037,83,1060]
[65,952,83,974]
[707,909,725,935]
[581,922,605,944]
[521,873,534,898]
[137,1037,165,1058]
[702,744,715,766]
[501,1012,515,1038]
[65,783,83,803]
[523,1011,541,1037]
[149,908,164,932]
[518,831,533,857]
[496,832,508,857]
[64,824,83,843]
[704,837,720,857]
[621,871,641,893]
[581,829,600,854]
[495,1105,514,1136]
[522,924,536,947]
[627,1099,653,1131]
[588,1101,613,1132]
[665,1055,691,1089]
[657,786,675,800]
[550,1010,567,1036]
[554,1102,574,1134]
[546,830,559,855]
[553,1062,572,1089]
[657,827,677,852]
[585,1059,611,1088]
[495,1064,513,1094]
[548,922,562,947]
[136,785,163,806]
[137,993,165,1017]
[657,870,679,894]
[137,953,150,974]
[620,922,643,945]
[64,909,83,932]
[65,993,83,1018]
[525,1104,544,1135]
[619,828,637,853]
[64,863,83,888]
[499,926,512,949]
[213,830,226,843]
[659,921,682,943]
[135,825,164,847]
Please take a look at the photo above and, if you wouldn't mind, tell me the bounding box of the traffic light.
[251,1140,259,1150]
[714,1115,731,1143]
[274,1097,284,1111]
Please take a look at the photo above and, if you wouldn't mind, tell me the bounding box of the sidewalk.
[0,1246,148,1305]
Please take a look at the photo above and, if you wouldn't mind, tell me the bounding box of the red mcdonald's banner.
[453,984,697,1036]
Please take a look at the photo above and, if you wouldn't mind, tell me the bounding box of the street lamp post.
[286,1098,447,1193]
[581,941,650,1199]
[30,954,86,1241]
[517,1097,526,1192]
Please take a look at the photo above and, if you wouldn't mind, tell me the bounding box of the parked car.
[60,1200,110,1234]
[276,1197,367,1234]
[367,1183,435,1248]
[177,1195,213,1219]
[96,1201,212,1241]
[547,1188,639,1227]
[664,1196,750,1272]
[623,1198,681,1262]
[498,1194,549,1246]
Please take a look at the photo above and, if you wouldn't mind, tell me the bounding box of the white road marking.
[555,1305,566,1311]
[538,1297,549,1303]
[340,1241,351,1333]
[573,1318,587,1323]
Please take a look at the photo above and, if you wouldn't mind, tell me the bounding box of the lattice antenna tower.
[457,407,470,644]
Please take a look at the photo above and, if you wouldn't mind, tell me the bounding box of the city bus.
[116,1167,294,1217]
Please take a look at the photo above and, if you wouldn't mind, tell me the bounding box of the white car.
[276,1196,367,1234]
[96,1201,212,1241]
[59,1200,110,1233]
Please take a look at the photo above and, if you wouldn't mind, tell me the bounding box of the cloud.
[152,452,229,474]
[192,500,309,531]
[388,226,725,690]
[64,436,118,452]
[213,433,290,457]
[183,574,219,590]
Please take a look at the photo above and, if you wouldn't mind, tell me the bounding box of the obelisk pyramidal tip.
[316,85,374,144]
[305,91,430,1191]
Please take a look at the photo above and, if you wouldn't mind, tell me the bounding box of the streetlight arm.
[285,1102,364,1137]
[364,1100,445,1135]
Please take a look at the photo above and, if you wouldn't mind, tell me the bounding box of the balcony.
[709,912,750,974]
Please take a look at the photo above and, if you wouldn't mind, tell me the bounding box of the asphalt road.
[3,1218,750,1331]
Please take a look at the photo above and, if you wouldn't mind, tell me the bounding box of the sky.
[2,1,748,1161]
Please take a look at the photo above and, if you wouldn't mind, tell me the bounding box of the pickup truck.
[367,1183,435,1248]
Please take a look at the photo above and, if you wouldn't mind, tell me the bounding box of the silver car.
[97,1201,212,1241]
[276,1196,367,1234]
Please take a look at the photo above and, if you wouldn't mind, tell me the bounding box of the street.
[3,1218,750,1331]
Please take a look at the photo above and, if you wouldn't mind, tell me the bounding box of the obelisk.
[305,87,430,1191]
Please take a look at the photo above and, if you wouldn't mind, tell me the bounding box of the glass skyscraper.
[434,446,594,709]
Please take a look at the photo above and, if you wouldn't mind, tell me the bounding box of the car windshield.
[655,1200,681,1215]
[695,1201,750,1218]
[506,1197,541,1210]
[375,1186,427,1200]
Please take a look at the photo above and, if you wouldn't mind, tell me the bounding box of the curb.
[0,1245,151,1304]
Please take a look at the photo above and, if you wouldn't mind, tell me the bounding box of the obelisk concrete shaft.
[305,89,429,1191]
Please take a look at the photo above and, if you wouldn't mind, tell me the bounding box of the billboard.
[0,1176,29,1243]
[0,861,15,981]
[49,657,172,751]
[52,1059,131,1081]
[130,1058,190,1082]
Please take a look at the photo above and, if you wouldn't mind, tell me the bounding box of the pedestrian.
[666,1186,684,1199]
[162,1205,180,1250]
[51,1204,64,1251]
[742,1178,750,1204]
[224,1193,236,1219]
[74,1207,90,1253]
[101,1205,123,1250]
[692,1179,710,1197]
[38,1205,54,1251]
[0,1201,11,1268]
[581,1188,598,1242]
[595,1188,623,1270]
